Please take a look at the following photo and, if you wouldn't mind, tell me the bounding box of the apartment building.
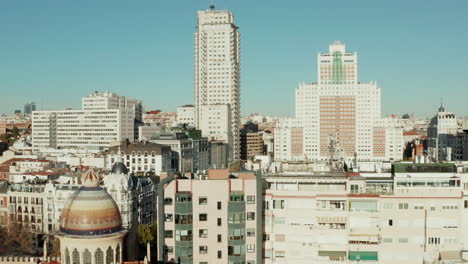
[194,6,241,162]
[158,169,262,264]
[177,105,196,127]
[32,92,139,152]
[240,122,265,161]
[274,41,403,162]
[107,140,176,176]
[428,105,459,161]
[263,163,467,264]
[150,132,209,174]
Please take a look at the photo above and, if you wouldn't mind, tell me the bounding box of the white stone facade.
[194,8,241,162]
[177,105,195,127]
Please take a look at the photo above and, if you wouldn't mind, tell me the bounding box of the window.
[199,229,208,238]
[398,203,409,210]
[95,248,104,264]
[398,237,408,243]
[247,244,255,253]
[228,245,245,256]
[465,200,468,209]
[230,193,244,202]
[176,194,192,203]
[165,246,173,254]
[217,201,222,210]
[247,212,255,221]
[388,219,393,226]
[228,212,245,224]
[247,195,255,204]
[217,218,222,226]
[175,214,192,224]
[229,228,244,240]
[199,246,208,254]
[165,230,173,238]
[218,251,222,259]
[382,237,393,243]
[199,197,208,205]
[175,230,193,241]
[199,214,208,221]
[273,200,285,209]
[165,214,173,222]
[247,228,255,237]
[428,237,441,244]
[217,234,222,242]
[164,198,173,205]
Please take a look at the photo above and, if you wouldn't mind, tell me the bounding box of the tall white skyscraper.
[275,41,403,162]
[194,5,241,162]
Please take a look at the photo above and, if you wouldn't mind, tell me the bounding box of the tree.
[137,224,153,245]
[3,222,36,255]
[12,126,19,138]
[51,236,61,257]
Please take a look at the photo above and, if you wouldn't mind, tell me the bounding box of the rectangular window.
[217,234,222,243]
[175,230,193,241]
[465,200,468,209]
[164,230,173,238]
[398,237,408,243]
[218,251,222,259]
[247,228,255,237]
[217,218,222,226]
[388,219,393,226]
[247,244,255,253]
[164,214,173,222]
[199,229,208,238]
[199,197,208,205]
[199,246,208,254]
[199,214,207,221]
[247,195,255,204]
[247,212,255,221]
[398,203,409,210]
[217,201,222,210]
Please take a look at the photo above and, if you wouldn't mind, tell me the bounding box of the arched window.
[72,249,80,264]
[83,249,92,264]
[95,248,104,264]
[116,245,120,263]
[164,198,173,205]
[65,248,70,264]
[106,246,114,264]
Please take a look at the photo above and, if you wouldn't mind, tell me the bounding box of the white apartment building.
[106,141,175,176]
[263,163,468,264]
[194,6,241,162]
[428,105,459,161]
[158,169,261,264]
[199,104,232,148]
[275,41,402,162]
[177,105,196,127]
[32,93,137,152]
[82,91,143,121]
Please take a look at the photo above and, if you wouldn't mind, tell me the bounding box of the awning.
[318,251,346,257]
[440,251,461,261]
[348,251,378,261]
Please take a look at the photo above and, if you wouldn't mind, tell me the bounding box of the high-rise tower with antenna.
[194,4,241,163]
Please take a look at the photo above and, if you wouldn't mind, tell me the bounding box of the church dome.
[111,161,129,175]
[59,170,124,237]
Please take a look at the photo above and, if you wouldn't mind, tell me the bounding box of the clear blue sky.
[1,0,467,118]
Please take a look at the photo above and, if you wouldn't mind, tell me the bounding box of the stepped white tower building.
[194,5,241,162]
[275,41,403,162]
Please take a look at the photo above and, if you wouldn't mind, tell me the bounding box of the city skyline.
[1,0,467,118]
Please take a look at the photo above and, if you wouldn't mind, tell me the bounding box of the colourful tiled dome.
[59,170,123,236]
